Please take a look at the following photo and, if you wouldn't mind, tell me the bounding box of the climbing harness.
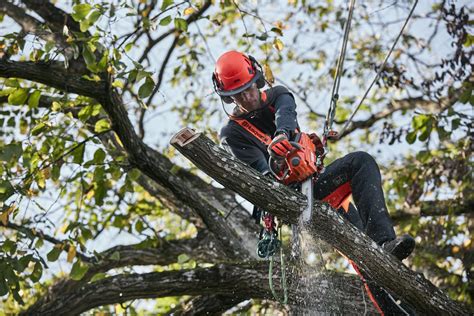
[325,0,419,142]
[257,213,288,304]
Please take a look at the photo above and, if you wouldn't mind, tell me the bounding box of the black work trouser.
[313,151,396,244]
[313,152,415,315]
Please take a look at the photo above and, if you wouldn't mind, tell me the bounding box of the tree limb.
[0,60,103,99]
[170,128,469,315]
[21,0,86,35]
[22,262,376,315]
[0,1,68,49]
[0,58,254,260]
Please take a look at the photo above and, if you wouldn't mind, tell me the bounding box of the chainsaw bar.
[301,177,314,223]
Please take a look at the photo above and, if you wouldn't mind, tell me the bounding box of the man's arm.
[274,91,298,137]
[221,135,269,174]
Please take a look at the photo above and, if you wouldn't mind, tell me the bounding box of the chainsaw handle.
[289,141,302,151]
[268,156,289,181]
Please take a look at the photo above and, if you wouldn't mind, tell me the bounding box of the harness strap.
[233,119,272,146]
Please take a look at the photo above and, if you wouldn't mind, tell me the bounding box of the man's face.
[232,83,260,112]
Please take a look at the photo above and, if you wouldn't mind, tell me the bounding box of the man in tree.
[214,50,416,313]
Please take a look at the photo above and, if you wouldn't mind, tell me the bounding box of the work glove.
[268,132,293,159]
[308,133,325,156]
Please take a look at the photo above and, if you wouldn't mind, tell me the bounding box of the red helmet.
[212,51,263,97]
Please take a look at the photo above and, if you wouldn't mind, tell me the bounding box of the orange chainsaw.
[268,132,326,224]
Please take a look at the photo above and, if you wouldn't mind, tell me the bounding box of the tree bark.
[170,127,469,315]
[22,262,376,315]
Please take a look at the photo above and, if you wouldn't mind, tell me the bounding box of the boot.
[382,234,415,261]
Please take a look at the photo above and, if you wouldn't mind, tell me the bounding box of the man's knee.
[347,151,378,169]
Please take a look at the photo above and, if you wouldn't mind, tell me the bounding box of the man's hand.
[268,133,292,159]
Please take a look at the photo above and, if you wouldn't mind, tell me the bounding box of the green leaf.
[0,143,23,161]
[110,251,120,261]
[78,105,94,121]
[161,0,174,10]
[47,246,62,262]
[174,18,188,32]
[112,80,124,88]
[28,90,41,108]
[135,70,149,83]
[88,10,102,25]
[70,260,89,281]
[90,272,107,282]
[4,79,20,88]
[93,148,106,163]
[418,120,433,142]
[31,122,47,136]
[135,220,145,233]
[72,4,92,22]
[128,168,141,181]
[138,76,155,99]
[406,131,417,144]
[412,114,430,130]
[8,88,29,105]
[159,16,172,26]
[17,254,33,272]
[0,277,8,296]
[2,239,16,254]
[72,143,86,164]
[94,185,106,206]
[80,19,91,32]
[452,118,461,130]
[30,261,43,282]
[0,179,14,202]
[177,254,189,264]
[459,87,471,104]
[82,45,96,71]
[52,101,62,111]
[94,118,111,133]
[124,42,134,52]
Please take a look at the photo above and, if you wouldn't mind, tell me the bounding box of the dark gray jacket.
[220,85,299,174]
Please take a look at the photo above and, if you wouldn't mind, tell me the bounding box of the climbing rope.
[338,0,419,136]
[324,0,357,143]
[268,226,288,304]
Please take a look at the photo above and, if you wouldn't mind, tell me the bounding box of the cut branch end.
[170,127,201,147]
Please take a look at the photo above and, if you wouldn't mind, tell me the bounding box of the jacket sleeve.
[221,134,270,174]
[274,91,298,137]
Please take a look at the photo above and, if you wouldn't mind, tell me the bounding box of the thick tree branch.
[23,262,376,315]
[0,84,255,247]
[166,295,247,315]
[170,129,469,315]
[21,0,86,35]
[0,2,67,48]
[0,58,253,260]
[0,60,102,98]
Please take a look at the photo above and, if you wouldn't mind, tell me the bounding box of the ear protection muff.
[247,55,266,89]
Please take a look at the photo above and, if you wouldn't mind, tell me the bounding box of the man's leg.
[313,151,396,244]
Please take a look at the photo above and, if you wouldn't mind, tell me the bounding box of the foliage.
[0,0,472,313]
